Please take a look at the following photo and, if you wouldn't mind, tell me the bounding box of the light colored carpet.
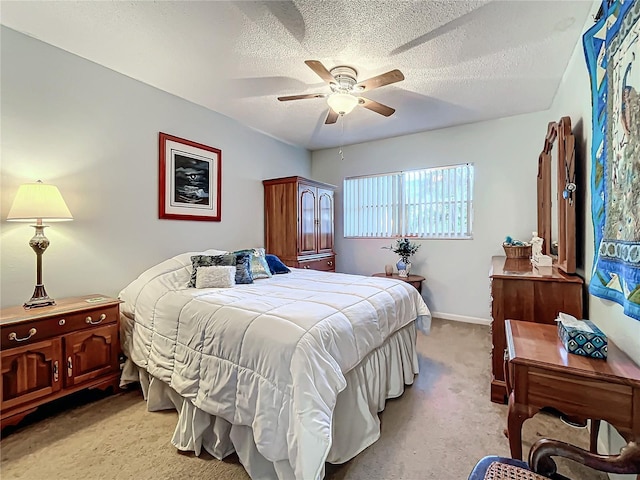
[1,319,606,480]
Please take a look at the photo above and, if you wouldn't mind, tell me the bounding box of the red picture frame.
[159,132,222,221]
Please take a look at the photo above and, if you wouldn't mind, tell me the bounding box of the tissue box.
[557,314,608,359]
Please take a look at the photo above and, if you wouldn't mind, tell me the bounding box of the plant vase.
[397,259,411,277]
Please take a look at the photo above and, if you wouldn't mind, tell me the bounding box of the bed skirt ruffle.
[121,320,419,479]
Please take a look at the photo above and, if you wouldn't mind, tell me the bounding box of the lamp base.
[24,284,56,309]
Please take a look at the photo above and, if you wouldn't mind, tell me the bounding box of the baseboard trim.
[432,312,491,326]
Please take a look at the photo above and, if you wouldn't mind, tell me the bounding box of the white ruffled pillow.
[195,265,236,288]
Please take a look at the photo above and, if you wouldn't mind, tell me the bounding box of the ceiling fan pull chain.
[339,117,345,161]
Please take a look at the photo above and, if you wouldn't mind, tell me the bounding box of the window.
[343,164,474,238]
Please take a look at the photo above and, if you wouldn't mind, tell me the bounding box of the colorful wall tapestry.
[584,0,640,321]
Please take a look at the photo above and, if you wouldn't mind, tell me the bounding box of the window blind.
[343,163,473,239]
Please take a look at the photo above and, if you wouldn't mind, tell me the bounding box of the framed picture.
[159,132,222,221]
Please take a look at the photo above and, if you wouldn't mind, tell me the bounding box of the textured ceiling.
[1,1,593,151]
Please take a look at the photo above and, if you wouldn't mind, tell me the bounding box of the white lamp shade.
[6,181,73,221]
[327,93,359,115]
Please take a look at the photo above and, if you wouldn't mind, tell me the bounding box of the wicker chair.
[468,438,640,480]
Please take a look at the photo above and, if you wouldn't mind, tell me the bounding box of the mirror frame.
[536,116,576,274]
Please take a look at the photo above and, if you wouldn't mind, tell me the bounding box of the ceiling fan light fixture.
[327,93,359,115]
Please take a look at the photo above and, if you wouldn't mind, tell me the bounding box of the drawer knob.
[59,319,66,326]
[327,261,333,267]
[8,328,37,342]
[85,313,106,325]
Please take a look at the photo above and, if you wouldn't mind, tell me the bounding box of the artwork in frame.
[584,0,640,320]
[159,132,222,221]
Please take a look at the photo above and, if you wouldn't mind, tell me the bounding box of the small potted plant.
[383,238,420,277]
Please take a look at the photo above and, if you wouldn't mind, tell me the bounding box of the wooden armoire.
[263,176,336,271]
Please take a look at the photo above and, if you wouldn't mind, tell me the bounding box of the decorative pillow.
[233,252,254,284]
[232,248,272,279]
[265,254,291,274]
[195,266,236,288]
[189,252,253,287]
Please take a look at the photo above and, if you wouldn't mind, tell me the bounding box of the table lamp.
[6,180,73,308]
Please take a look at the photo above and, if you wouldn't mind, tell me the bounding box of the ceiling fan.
[277,60,404,124]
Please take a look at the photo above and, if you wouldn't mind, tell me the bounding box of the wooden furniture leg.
[1,408,37,430]
[590,419,601,454]
[507,392,534,460]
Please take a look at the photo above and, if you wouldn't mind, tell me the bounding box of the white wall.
[549,3,639,474]
[0,27,310,308]
[548,0,640,368]
[311,111,551,321]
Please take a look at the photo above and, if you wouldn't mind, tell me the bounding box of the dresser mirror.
[536,116,576,274]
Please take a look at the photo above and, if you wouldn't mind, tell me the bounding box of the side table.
[372,273,425,294]
[505,319,640,461]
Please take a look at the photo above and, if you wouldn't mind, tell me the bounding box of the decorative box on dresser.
[263,176,336,272]
[0,295,121,429]
[489,256,583,404]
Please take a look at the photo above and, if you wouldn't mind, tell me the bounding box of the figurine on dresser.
[530,231,552,267]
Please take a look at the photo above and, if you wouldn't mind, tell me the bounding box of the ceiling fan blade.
[354,69,404,92]
[325,109,339,124]
[305,60,337,85]
[277,93,328,101]
[359,97,396,117]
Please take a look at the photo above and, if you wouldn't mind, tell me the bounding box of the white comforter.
[119,250,430,479]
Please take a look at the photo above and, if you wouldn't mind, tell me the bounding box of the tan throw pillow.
[195,265,236,288]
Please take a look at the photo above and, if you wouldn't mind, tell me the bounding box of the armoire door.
[298,184,317,255]
[317,188,334,253]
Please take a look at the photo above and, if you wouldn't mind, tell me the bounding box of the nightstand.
[0,294,122,429]
[372,273,425,294]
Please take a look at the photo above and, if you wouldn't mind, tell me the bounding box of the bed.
[118,249,431,480]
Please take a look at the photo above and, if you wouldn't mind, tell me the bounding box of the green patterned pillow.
[189,252,253,287]
[232,248,272,279]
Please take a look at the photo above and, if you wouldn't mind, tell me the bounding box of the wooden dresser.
[489,256,583,403]
[263,176,336,272]
[1,295,121,429]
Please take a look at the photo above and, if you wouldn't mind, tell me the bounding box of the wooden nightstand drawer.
[526,367,633,427]
[1,305,118,350]
[298,255,335,271]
